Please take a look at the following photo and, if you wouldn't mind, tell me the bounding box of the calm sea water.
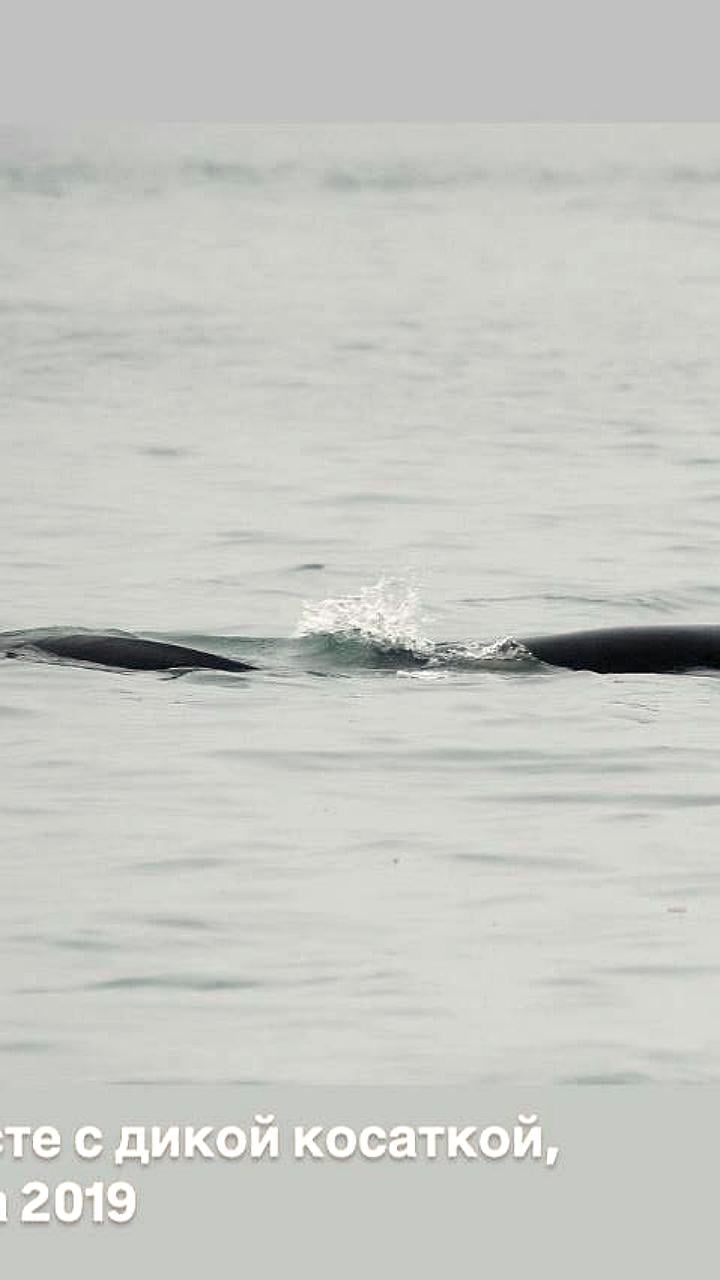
[2,125,720,1084]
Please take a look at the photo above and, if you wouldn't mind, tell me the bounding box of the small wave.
[0,161,99,196]
[183,159,294,187]
[431,636,536,669]
[292,581,541,673]
[322,165,490,193]
[665,165,720,185]
[10,153,720,200]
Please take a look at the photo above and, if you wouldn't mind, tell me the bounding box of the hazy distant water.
[2,125,720,1084]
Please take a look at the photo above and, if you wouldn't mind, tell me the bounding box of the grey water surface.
[2,125,720,1084]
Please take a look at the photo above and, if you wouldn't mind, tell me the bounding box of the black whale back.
[32,633,255,673]
[519,625,720,673]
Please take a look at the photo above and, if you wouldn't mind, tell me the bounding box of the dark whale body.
[519,625,720,674]
[25,633,255,673]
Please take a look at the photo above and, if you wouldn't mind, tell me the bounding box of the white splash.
[294,577,432,653]
[472,635,531,661]
[430,635,532,666]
